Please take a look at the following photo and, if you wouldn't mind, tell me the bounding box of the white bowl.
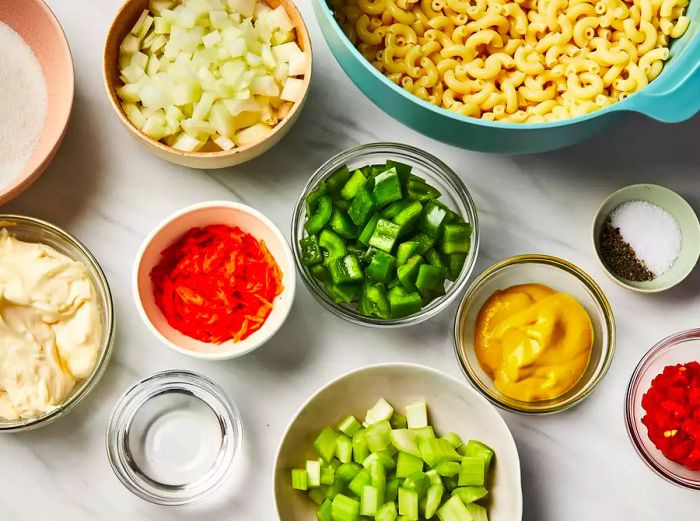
[273,363,523,521]
[133,201,295,360]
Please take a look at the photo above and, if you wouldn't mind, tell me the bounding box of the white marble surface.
[1,0,699,518]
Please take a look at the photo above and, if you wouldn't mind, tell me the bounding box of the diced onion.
[117,0,307,151]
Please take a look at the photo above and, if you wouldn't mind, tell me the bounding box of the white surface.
[1,0,699,519]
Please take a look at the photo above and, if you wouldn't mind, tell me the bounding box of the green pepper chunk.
[305,194,332,235]
[388,286,423,318]
[396,241,419,266]
[348,186,377,227]
[446,253,467,281]
[366,250,396,283]
[309,263,330,282]
[425,248,447,269]
[340,169,368,200]
[406,178,441,201]
[328,254,364,285]
[330,207,358,239]
[438,223,473,254]
[382,200,412,220]
[324,280,361,304]
[418,200,449,237]
[300,235,323,266]
[335,199,350,212]
[368,218,401,253]
[413,232,436,255]
[387,277,401,289]
[319,229,347,259]
[392,200,423,236]
[305,182,327,214]
[326,165,351,196]
[373,168,403,207]
[360,284,390,319]
[396,255,424,290]
[415,264,446,294]
[385,160,412,183]
[358,212,380,246]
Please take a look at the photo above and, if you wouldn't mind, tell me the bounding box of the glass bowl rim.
[291,142,480,327]
[105,369,243,505]
[624,327,700,490]
[0,214,115,432]
[453,254,616,415]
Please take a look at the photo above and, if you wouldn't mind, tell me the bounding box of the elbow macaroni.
[334,0,691,122]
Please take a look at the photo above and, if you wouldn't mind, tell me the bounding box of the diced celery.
[406,401,428,429]
[338,415,363,437]
[314,427,340,463]
[376,502,399,521]
[426,469,442,486]
[352,429,370,464]
[443,475,459,491]
[327,477,344,499]
[366,420,392,452]
[361,485,381,515]
[291,468,308,490]
[390,429,421,457]
[463,441,494,473]
[457,457,485,487]
[403,471,430,497]
[441,433,464,449]
[317,499,333,521]
[320,465,336,485]
[309,486,327,505]
[465,503,488,521]
[436,496,473,521]
[369,460,386,504]
[435,461,461,477]
[390,413,408,429]
[307,460,321,487]
[396,452,423,478]
[398,488,419,521]
[336,462,362,482]
[362,451,396,471]
[365,398,395,425]
[452,487,488,504]
[386,477,401,502]
[336,434,353,464]
[331,494,360,521]
[418,439,460,468]
[348,469,371,498]
[425,484,444,519]
[413,426,435,443]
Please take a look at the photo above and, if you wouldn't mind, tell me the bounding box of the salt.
[0,23,48,188]
[609,200,681,277]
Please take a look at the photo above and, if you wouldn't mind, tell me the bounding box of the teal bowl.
[312,0,700,154]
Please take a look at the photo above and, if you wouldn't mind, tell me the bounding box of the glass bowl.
[625,329,700,490]
[0,215,115,432]
[291,142,479,327]
[106,370,243,505]
[453,255,615,414]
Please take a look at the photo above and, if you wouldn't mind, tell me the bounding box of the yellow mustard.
[474,283,594,402]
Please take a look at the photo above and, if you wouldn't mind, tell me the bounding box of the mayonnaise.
[0,229,101,420]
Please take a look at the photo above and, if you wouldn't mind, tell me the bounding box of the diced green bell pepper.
[348,186,377,227]
[328,255,364,285]
[382,200,412,219]
[388,286,422,318]
[396,241,419,265]
[341,169,368,200]
[369,218,401,253]
[358,212,380,245]
[324,280,361,304]
[396,256,423,291]
[413,232,436,255]
[305,194,332,234]
[438,223,472,254]
[415,265,446,294]
[406,178,441,201]
[373,168,403,207]
[326,165,351,196]
[392,201,423,236]
[359,283,390,319]
[300,235,323,266]
[309,263,330,282]
[367,250,396,283]
[446,253,467,281]
[318,229,347,259]
[330,208,358,239]
[418,200,449,237]
[306,182,327,214]
[425,248,447,269]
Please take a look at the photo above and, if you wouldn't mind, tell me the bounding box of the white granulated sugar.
[610,200,682,276]
[0,22,48,188]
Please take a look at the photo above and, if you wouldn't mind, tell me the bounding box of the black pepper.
[599,217,655,282]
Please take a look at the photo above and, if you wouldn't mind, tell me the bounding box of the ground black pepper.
[599,217,655,282]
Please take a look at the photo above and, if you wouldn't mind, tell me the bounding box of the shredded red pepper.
[641,361,700,470]
[150,224,284,344]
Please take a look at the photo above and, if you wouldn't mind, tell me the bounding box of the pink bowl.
[0,0,74,204]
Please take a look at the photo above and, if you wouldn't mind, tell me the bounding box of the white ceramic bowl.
[273,363,523,521]
[133,201,295,360]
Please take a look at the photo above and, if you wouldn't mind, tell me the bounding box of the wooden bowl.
[0,0,74,204]
[103,0,312,169]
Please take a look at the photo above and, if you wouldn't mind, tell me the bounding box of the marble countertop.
[2,0,699,519]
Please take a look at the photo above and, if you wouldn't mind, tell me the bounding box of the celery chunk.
[307,460,321,487]
[336,434,353,464]
[365,398,395,425]
[452,486,488,504]
[463,440,494,472]
[398,488,419,521]
[405,401,428,428]
[465,503,488,521]
[361,485,381,515]
[348,468,371,497]
[332,494,361,521]
[437,496,473,521]
[390,429,421,457]
[317,499,333,521]
[458,457,485,487]
[291,468,308,490]
[396,452,423,478]
[418,438,460,467]
[338,415,363,437]
[336,462,362,482]
[314,427,340,463]
[352,429,370,463]
[366,420,392,452]
[425,484,444,519]
[376,502,399,521]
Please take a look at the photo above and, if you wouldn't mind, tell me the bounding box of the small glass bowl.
[454,255,615,414]
[0,215,115,432]
[291,143,480,327]
[625,329,700,490]
[106,370,243,505]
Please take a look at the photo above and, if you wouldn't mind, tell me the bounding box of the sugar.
[609,200,681,277]
[0,22,48,188]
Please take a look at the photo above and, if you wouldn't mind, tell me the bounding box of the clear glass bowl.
[453,255,615,414]
[106,370,243,505]
[0,215,115,432]
[625,329,700,490]
[291,142,479,327]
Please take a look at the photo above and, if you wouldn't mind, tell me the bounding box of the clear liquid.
[127,390,224,486]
